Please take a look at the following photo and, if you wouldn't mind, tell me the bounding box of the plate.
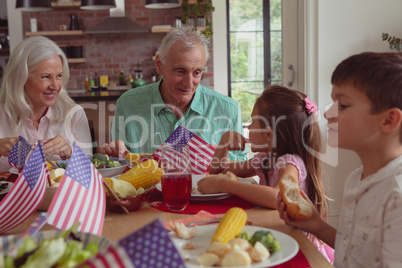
[155,174,232,201]
[60,157,130,178]
[171,225,299,267]
[0,181,14,195]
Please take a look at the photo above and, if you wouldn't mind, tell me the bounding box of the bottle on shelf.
[84,75,89,90]
[89,72,95,88]
[94,72,99,87]
[119,70,125,86]
[133,62,146,88]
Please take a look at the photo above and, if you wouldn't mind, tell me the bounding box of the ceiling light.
[80,0,117,10]
[145,0,181,9]
[16,0,52,12]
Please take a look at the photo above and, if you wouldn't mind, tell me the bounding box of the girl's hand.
[197,175,226,194]
[218,131,249,151]
[43,135,72,160]
[99,140,129,158]
[0,137,19,157]
[277,190,324,236]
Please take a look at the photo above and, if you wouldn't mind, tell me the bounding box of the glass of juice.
[160,143,192,211]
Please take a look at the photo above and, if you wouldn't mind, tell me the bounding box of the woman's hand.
[99,140,129,158]
[0,137,19,157]
[43,135,72,160]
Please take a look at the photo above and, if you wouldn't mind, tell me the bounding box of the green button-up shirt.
[112,81,248,161]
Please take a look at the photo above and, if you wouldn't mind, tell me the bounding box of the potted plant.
[181,0,214,36]
[382,33,402,51]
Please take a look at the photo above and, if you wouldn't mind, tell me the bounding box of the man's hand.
[99,140,130,158]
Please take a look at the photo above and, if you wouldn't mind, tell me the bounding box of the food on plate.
[197,252,220,266]
[249,241,270,262]
[279,174,313,220]
[103,177,144,198]
[246,230,281,253]
[169,222,197,240]
[2,224,98,268]
[211,207,247,244]
[91,153,121,169]
[204,171,238,182]
[182,242,196,250]
[48,168,65,187]
[117,159,162,189]
[125,153,141,167]
[0,181,9,192]
[221,244,251,266]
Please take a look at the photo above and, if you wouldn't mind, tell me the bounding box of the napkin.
[80,218,186,268]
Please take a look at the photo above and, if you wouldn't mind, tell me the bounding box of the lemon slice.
[49,168,65,183]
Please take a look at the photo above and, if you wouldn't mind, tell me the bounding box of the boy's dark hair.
[331,52,402,114]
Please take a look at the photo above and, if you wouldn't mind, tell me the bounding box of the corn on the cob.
[125,153,141,167]
[211,207,247,244]
[46,161,53,171]
[117,159,162,189]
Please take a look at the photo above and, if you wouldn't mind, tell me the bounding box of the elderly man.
[101,26,247,161]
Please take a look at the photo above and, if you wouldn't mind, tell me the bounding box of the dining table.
[1,202,334,268]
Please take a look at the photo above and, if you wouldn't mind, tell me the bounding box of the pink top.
[252,152,334,263]
[253,153,308,193]
[0,103,92,170]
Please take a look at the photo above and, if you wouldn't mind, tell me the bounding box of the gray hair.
[0,36,75,134]
[158,26,210,65]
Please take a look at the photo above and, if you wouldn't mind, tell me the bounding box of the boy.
[278,52,402,267]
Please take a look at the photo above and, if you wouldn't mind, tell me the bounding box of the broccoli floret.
[238,231,252,241]
[249,230,281,253]
[106,160,121,168]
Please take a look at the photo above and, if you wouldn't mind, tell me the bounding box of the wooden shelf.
[0,26,8,31]
[67,58,87,64]
[51,1,81,8]
[151,26,206,33]
[25,30,84,36]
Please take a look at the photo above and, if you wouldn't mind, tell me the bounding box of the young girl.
[197,85,333,262]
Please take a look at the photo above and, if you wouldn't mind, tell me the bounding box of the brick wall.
[21,0,214,89]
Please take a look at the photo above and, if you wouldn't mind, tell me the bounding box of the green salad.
[91,153,121,169]
[1,224,98,268]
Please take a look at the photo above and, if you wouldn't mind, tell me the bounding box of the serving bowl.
[60,157,130,178]
[106,186,155,213]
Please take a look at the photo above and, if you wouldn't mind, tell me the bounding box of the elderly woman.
[0,36,92,170]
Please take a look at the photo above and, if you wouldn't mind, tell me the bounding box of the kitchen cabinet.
[25,30,86,64]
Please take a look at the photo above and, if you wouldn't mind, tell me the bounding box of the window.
[227,0,282,123]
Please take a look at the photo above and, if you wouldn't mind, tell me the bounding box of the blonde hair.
[0,36,75,135]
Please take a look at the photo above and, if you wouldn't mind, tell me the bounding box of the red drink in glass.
[161,172,192,211]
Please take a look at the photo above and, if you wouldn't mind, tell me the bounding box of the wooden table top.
[2,204,333,268]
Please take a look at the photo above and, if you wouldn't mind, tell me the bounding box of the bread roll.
[279,174,312,220]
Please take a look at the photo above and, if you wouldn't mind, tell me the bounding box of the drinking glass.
[160,143,192,211]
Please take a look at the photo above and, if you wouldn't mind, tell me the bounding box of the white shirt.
[334,155,402,268]
[0,103,93,170]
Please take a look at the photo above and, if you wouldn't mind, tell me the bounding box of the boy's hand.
[277,191,323,236]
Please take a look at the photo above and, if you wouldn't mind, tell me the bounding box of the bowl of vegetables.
[60,153,130,178]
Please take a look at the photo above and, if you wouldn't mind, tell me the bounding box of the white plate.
[0,181,14,195]
[171,225,299,268]
[155,174,232,201]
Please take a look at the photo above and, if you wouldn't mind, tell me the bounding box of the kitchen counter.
[67,89,129,102]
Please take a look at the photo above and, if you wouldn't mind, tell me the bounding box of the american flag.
[0,142,48,233]
[8,136,33,169]
[153,126,216,174]
[47,145,105,236]
[79,218,186,268]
